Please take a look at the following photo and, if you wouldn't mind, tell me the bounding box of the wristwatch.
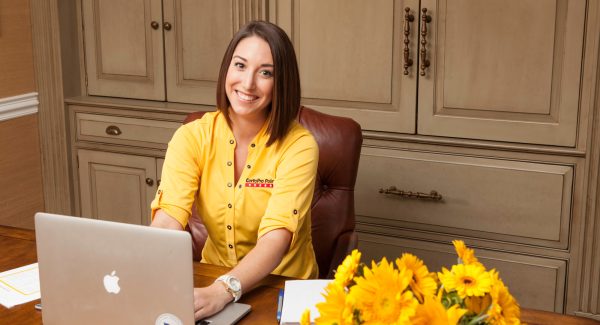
[215,275,242,302]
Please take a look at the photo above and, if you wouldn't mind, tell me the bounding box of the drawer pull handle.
[420,8,432,76]
[403,7,415,75]
[105,125,122,136]
[145,178,154,186]
[379,186,442,201]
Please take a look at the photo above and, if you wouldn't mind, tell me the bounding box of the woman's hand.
[193,282,234,321]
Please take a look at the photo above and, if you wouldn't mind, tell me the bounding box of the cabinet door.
[163,0,268,105]
[78,150,158,225]
[418,0,586,146]
[82,0,165,100]
[273,0,418,133]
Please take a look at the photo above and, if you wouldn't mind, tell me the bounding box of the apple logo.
[103,270,121,294]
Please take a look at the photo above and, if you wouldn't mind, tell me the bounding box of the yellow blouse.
[151,111,319,279]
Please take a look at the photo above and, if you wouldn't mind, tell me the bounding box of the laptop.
[35,212,250,325]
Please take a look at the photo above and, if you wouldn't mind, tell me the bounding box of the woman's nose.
[242,71,256,90]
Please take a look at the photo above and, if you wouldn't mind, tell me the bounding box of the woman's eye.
[234,62,245,69]
[260,70,273,77]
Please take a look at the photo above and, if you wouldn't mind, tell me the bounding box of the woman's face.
[225,36,274,120]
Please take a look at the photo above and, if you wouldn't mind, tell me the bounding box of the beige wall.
[0,0,44,229]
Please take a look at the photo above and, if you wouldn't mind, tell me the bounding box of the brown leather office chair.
[182,106,363,278]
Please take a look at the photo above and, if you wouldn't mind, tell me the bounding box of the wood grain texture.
[0,115,44,229]
[0,0,36,98]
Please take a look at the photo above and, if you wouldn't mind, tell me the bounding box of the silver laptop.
[35,212,195,325]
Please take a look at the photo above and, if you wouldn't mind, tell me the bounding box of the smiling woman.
[150,21,318,321]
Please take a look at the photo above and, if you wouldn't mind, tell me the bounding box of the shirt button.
[229,139,234,144]
[228,203,232,208]
[228,244,233,249]
[227,225,232,230]
[250,143,256,148]
[227,161,232,166]
[227,182,232,187]
[293,209,298,215]
[246,165,251,169]
[238,185,242,189]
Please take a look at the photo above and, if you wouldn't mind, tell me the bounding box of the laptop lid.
[35,212,195,325]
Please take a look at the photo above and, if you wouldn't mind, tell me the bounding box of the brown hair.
[216,21,301,147]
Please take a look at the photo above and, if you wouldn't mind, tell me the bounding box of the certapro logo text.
[245,177,274,188]
[155,313,182,325]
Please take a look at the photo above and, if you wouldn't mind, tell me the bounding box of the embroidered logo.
[245,177,274,188]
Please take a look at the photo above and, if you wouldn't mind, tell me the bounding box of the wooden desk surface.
[0,225,598,325]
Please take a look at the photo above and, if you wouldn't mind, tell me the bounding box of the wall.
[0,0,44,229]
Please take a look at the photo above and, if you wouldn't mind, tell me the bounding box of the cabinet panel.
[76,112,180,148]
[78,150,157,225]
[356,147,573,247]
[278,0,418,133]
[82,0,165,100]
[358,233,566,312]
[418,0,585,146]
[163,0,267,104]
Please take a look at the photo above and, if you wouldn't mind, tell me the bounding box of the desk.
[0,225,598,325]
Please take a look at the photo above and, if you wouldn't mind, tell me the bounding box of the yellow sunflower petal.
[349,257,418,324]
[334,249,362,287]
[396,253,438,303]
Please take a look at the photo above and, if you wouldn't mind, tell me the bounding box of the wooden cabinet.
[275,0,585,146]
[78,149,162,225]
[270,0,592,314]
[82,0,267,104]
[57,0,600,319]
[67,103,187,225]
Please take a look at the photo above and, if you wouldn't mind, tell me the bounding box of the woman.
[150,21,319,320]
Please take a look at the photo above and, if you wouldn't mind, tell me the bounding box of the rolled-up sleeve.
[150,123,204,227]
[257,134,318,246]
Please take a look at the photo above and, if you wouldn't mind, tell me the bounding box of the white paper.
[0,263,40,308]
[280,279,332,325]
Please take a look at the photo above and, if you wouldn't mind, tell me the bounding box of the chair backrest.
[181,106,363,278]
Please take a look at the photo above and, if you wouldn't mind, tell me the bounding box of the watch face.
[228,277,242,292]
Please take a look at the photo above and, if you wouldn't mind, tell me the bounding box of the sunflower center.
[462,276,475,286]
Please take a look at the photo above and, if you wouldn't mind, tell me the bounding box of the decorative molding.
[30,0,73,215]
[0,92,39,121]
[233,0,268,30]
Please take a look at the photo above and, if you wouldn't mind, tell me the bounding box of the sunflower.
[411,295,467,325]
[315,281,355,325]
[487,276,521,325]
[396,253,438,303]
[348,257,418,324]
[452,240,483,267]
[438,264,492,298]
[334,249,362,287]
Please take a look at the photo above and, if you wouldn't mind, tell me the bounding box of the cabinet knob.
[150,21,160,30]
[163,22,172,31]
[105,125,122,136]
[145,178,154,186]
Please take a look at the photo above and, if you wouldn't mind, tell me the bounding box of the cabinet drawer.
[356,147,573,248]
[76,113,181,147]
[358,233,566,312]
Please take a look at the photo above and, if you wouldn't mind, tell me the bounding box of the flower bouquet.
[300,240,521,325]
